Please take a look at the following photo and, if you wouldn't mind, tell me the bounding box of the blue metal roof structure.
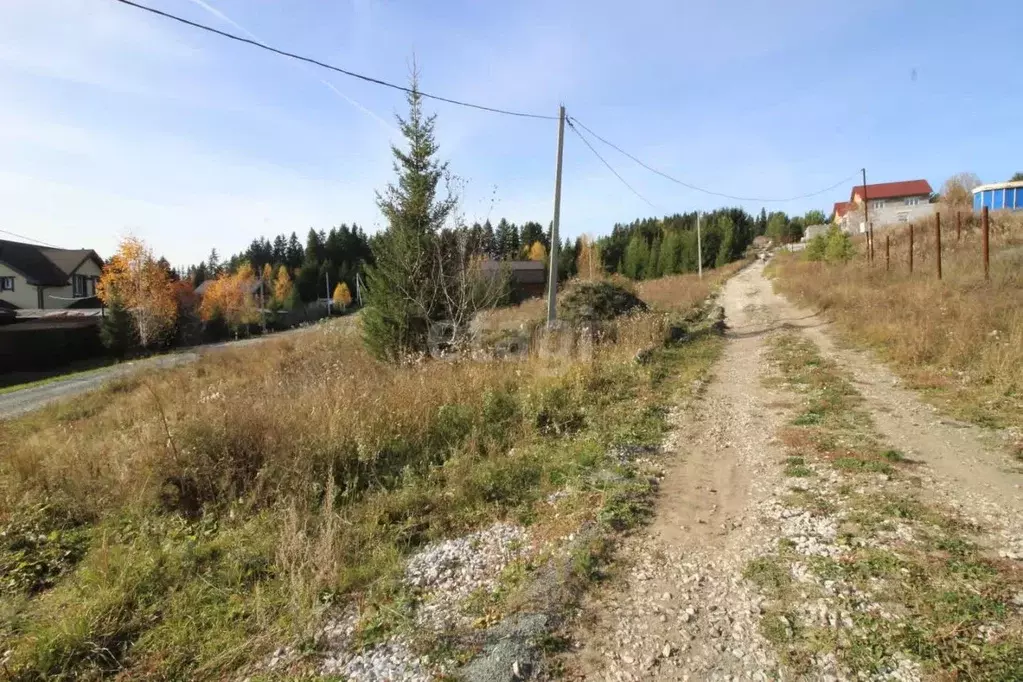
[973,181,1023,211]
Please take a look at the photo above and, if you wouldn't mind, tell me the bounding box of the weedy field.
[0,266,739,681]
[772,211,1023,431]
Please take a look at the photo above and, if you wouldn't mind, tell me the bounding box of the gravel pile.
[405,522,529,630]
[303,522,531,680]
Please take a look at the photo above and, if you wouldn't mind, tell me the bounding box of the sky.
[2,0,1022,266]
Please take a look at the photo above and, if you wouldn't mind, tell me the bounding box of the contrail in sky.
[185,0,397,135]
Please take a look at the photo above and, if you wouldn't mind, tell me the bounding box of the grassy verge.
[771,211,1023,431]
[747,334,1023,679]
[0,271,729,680]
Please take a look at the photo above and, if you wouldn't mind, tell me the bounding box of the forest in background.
[171,208,828,300]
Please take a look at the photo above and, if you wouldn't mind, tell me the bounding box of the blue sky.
[2,0,1021,266]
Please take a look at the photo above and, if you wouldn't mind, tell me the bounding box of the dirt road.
[558,259,1023,680]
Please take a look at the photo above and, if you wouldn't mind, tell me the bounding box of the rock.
[662,643,673,658]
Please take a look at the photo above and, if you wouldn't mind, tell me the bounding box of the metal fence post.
[935,213,942,280]
[909,223,914,274]
[956,211,961,241]
[885,234,890,272]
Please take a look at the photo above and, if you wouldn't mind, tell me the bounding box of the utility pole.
[355,272,363,307]
[861,168,869,239]
[325,271,331,315]
[546,105,566,325]
[696,212,703,278]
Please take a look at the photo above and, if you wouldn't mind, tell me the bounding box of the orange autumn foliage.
[273,265,294,307]
[97,237,178,348]
[332,282,352,310]
[199,263,261,330]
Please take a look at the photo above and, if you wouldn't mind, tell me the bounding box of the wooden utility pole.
[935,213,942,280]
[697,212,703,279]
[325,271,331,315]
[546,105,566,325]
[861,168,869,241]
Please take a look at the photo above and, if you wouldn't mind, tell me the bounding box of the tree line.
[596,208,826,281]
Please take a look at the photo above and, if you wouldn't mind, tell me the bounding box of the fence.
[863,207,1009,281]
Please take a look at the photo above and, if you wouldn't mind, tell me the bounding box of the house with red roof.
[836,179,935,233]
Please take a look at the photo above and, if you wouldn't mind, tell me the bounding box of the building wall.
[841,195,935,233]
[41,258,103,309]
[0,263,40,309]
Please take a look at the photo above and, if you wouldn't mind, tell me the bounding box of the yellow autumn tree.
[332,282,353,311]
[97,236,178,348]
[273,265,294,309]
[526,241,547,261]
[576,234,603,280]
[199,264,260,333]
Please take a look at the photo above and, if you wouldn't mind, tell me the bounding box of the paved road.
[0,327,311,420]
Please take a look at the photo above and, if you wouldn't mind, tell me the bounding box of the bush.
[806,227,854,264]
[805,234,827,262]
[558,280,648,324]
[824,228,855,263]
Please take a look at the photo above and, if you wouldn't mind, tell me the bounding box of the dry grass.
[477,261,749,332]
[636,260,748,312]
[773,211,1023,428]
[0,269,731,680]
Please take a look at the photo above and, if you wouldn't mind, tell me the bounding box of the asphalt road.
[0,327,310,420]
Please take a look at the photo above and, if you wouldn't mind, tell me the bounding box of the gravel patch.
[406,522,529,631]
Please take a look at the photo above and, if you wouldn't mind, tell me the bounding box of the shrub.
[558,280,648,323]
[805,234,827,262]
[824,227,855,263]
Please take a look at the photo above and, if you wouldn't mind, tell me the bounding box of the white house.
[834,179,935,233]
[0,239,104,310]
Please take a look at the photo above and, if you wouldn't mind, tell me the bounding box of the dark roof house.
[0,239,105,310]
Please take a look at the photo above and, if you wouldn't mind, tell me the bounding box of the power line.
[567,116,859,203]
[566,118,657,210]
[112,0,558,120]
[0,229,60,248]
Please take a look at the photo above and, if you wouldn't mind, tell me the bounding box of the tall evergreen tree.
[647,235,662,280]
[622,235,649,280]
[362,69,455,361]
[659,232,680,276]
[716,215,735,267]
[519,221,546,252]
[482,220,497,257]
[286,232,304,270]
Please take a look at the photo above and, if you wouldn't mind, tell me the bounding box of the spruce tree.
[659,232,680,276]
[100,293,136,357]
[362,68,455,361]
[647,236,661,280]
[716,215,735,267]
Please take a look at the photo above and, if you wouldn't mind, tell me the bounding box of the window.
[0,276,14,291]
[871,200,885,209]
[73,274,89,298]
[897,212,909,223]
[903,197,920,206]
